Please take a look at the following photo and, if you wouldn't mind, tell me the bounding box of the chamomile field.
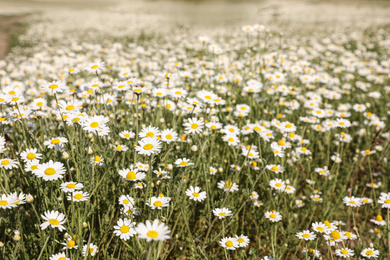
[0,0,390,259]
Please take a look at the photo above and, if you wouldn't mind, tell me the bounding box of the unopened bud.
[26,194,34,203]
[62,152,70,159]
[87,133,93,139]
[176,146,180,151]
[167,164,173,171]
[88,148,93,155]
[13,235,20,241]
[0,242,4,248]
[191,145,198,152]
[83,222,88,228]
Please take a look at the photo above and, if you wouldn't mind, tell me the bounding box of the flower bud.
[83,222,88,228]
[191,145,198,152]
[218,167,223,173]
[167,164,173,171]
[0,242,4,248]
[13,234,20,241]
[87,133,93,139]
[62,152,70,159]
[26,194,34,203]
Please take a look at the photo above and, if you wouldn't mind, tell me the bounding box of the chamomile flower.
[35,160,65,181]
[49,253,70,260]
[118,195,135,207]
[146,196,171,210]
[0,158,19,170]
[343,196,362,207]
[217,180,239,192]
[113,144,129,152]
[213,208,232,219]
[265,210,282,222]
[60,182,84,193]
[113,218,137,241]
[41,81,67,94]
[61,237,78,250]
[269,179,286,191]
[266,164,285,174]
[20,148,42,162]
[82,243,99,257]
[135,219,171,242]
[25,159,40,173]
[160,129,178,143]
[296,230,316,241]
[0,194,17,209]
[302,249,320,258]
[139,126,160,138]
[118,168,146,181]
[378,192,390,208]
[40,210,66,231]
[85,61,105,74]
[175,158,194,167]
[222,133,240,146]
[335,248,354,258]
[135,137,162,156]
[67,191,90,202]
[185,186,207,202]
[311,222,329,233]
[119,130,135,140]
[219,237,239,250]
[235,234,250,247]
[370,215,387,226]
[44,137,68,150]
[183,117,204,134]
[360,248,380,258]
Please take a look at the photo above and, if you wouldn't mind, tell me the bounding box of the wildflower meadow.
[0,17,389,260]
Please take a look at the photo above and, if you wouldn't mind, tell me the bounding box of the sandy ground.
[0,0,390,58]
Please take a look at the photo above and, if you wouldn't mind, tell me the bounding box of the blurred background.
[0,0,390,57]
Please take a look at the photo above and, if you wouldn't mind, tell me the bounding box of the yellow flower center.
[146,132,154,138]
[302,234,310,238]
[341,249,348,255]
[237,238,244,243]
[74,194,83,200]
[376,215,383,221]
[330,230,340,240]
[90,122,99,128]
[366,250,374,256]
[91,65,99,69]
[271,166,278,171]
[49,219,59,225]
[192,192,199,197]
[27,153,36,160]
[126,171,137,180]
[67,240,75,248]
[285,124,292,128]
[49,84,59,89]
[316,227,324,231]
[0,200,8,205]
[180,162,188,166]
[1,160,10,165]
[191,123,198,129]
[120,225,130,233]
[275,183,282,187]
[66,183,76,189]
[117,146,123,151]
[225,240,233,247]
[219,213,226,217]
[384,199,390,204]
[143,144,153,150]
[66,105,75,111]
[147,231,159,238]
[278,140,285,146]
[270,213,276,219]
[51,139,60,144]
[44,168,56,175]
[153,201,163,207]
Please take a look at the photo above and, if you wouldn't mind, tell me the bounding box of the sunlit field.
[0,1,390,259]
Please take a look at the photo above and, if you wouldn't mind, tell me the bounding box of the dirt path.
[0,16,23,59]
